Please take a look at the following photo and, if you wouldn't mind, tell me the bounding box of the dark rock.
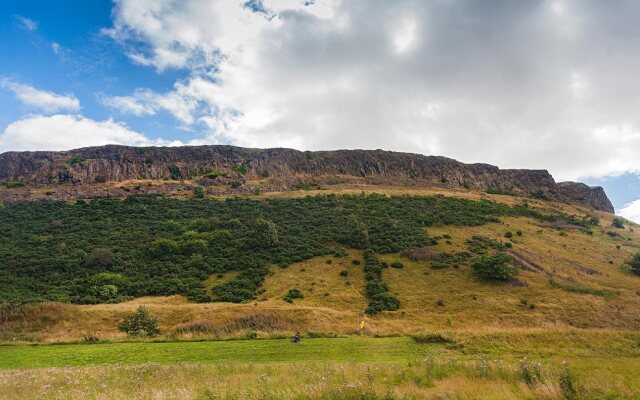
[0,145,614,212]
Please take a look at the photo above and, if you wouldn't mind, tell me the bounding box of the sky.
[1,0,640,221]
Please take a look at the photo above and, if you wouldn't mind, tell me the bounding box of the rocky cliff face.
[0,145,614,212]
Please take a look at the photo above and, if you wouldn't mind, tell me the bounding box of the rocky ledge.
[0,145,614,212]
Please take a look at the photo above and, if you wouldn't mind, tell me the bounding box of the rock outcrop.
[0,145,614,212]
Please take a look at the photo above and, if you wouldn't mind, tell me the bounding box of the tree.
[472,252,518,281]
[87,248,113,268]
[118,306,160,337]
[253,218,279,248]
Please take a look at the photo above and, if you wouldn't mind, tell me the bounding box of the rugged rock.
[0,145,614,212]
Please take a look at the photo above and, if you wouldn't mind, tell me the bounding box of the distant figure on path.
[291,331,301,343]
[360,320,365,332]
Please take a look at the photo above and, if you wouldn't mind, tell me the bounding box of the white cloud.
[51,42,62,54]
[619,199,640,224]
[1,80,81,113]
[99,0,640,182]
[0,114,178,153]
[14,15,37,31]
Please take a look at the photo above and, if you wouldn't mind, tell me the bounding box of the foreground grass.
[1,356,638,399]
[1,335,640,399]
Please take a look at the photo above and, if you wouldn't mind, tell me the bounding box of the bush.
[627,252,640,276]
[504,231,513,238]
[118,306,160,337]
[391,261,404,269]
[612,217,625,229]
[472,252,518,281]
[340,270,349,277]
[193,186,205,198]
[283,288,304,303]
[87,248,113,268]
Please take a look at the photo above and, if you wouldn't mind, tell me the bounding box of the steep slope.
[0,145,614,212]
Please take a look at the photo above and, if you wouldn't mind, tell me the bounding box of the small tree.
[253,218,279,248]
[118,306,160,337]
[627,252,640,276]
[472,252,518,281]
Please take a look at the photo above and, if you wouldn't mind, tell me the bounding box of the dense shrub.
[283,288,304,303]
[472,252,518,281]
[612,218,625,229]
[363,249,400,314]
[391,261,404,269]
[118,306,160,337]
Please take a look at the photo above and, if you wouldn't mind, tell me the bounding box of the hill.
[2,147,639,398]
[0,145,613,212]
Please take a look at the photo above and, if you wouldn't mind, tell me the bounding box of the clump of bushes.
[118,305,160,337]
[612,218,625,229]
[340,270,349,277]
[472,252,518,281]
[283,288,304,303]
[363,249,400,315]
[391,261,404,269]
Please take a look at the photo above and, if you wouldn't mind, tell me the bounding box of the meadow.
[1,333,640,399]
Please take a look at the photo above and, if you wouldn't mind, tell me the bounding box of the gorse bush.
[472,252,518,281]
[118,306,160,337]
[363,249,400,314]
[0,193,571,304]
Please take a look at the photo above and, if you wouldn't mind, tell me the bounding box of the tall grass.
[0,302,73,341]
[0,357,626,399]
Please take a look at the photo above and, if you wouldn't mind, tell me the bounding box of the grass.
[0,337,434,369]
[1,334,640,399]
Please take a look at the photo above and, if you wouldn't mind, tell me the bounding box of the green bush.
[391,261,404,269]
[627,252,640,276]
[283,288,304,303]
[612,218,625,229]
[118,306,160,337]
[472,252,518,281]
[193,186,205,198]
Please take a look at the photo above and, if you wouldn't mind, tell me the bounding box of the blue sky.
[1,0,639,220]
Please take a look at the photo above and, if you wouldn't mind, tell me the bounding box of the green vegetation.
[472,252,518,281]
[363,249,399,314]
[612,217,625,229]
[0,336,429,369]
[193,185,205,198]
[117,306,160,337]
[0,194,582,304]
[627,252,640,276]
[282,288,304,303]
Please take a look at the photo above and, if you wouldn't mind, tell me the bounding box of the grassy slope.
[3,185,640,342]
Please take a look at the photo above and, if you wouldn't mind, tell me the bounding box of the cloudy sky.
[1,0,640,220]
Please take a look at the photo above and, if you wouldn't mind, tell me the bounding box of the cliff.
[0,145,614,212]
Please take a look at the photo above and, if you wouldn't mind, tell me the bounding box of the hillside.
[1,181,639,344]
[0,145,613,212]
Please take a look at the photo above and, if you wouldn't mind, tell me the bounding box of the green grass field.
[0,336,435,369]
